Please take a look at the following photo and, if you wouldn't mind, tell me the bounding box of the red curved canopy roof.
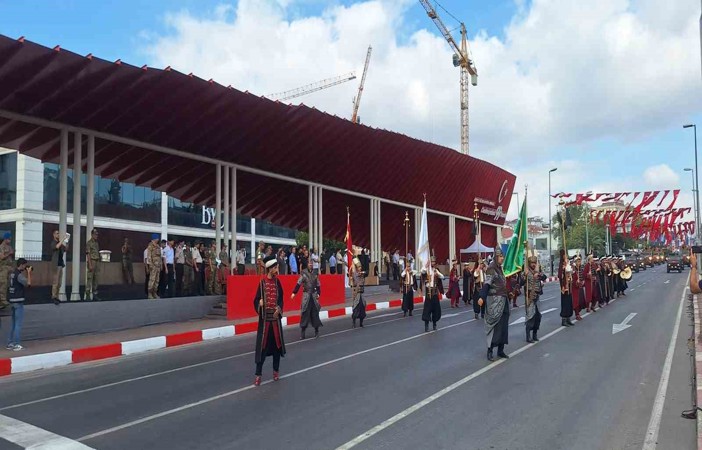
[0,35,515,252]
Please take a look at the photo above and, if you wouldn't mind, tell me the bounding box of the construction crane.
[351,45,372,124]
[419,0,478,155]
[266,72,356,102]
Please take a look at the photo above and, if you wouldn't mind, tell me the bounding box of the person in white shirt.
[236,246,246,275]
[311,248,320,275]
[143,244,149,297]
[392,250,400,280]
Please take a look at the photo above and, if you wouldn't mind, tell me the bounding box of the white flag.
[416,199,431,273]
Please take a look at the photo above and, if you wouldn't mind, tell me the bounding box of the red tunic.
[572,265,585,312]
[583,262,598,303]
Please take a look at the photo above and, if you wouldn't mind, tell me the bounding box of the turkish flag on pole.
[344,208,353,274]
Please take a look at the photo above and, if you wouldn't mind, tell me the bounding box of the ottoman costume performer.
[522,255,547,343]
[351,257,367,328]
[400,260,417,317]
[253,255,286,386]
[583,254,599,312]
[462,263,474,306]
[478,247,510,361]
[559,249,575,327]
[473,260,487,319]
[292,259,323,340]
[572,255,586,321]
[421,259,444,332]
[448,260,462,308]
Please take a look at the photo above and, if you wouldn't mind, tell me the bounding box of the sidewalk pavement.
[692,294,702,450]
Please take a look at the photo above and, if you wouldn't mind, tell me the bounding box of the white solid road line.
[335,325,568,450]
[76,317,477,442]
[0,306,441,412]
[0,413,94,449]
[641,287,687,450]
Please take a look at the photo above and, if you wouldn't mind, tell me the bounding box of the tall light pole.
[584,191,592,254]
[685,168,698,245]
[548,167,558,275]
[684,124,700,243]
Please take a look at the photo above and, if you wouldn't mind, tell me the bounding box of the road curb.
[0,296,424,377]
[693,293,702,450]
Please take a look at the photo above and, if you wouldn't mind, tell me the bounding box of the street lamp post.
[684,124,700,243]
[685,167,698,244]
[548,168,558,276]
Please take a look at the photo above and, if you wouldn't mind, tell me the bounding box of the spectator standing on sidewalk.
[85,229,101,301]
[175,240,185,297]
[50,229,68,305]
[163,239,175,297]
[288,246,298,275]
[6,258,31,351]
[192,242,204,295]
[311,248,320,275]
[121,237,134,285]
[183,242,195,295]
[0,232,15,310]
[237,246,246,275]
[146,234,162,299]
[329,252,337,274]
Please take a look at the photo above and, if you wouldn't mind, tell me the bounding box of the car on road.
[644,255,655,267]
[667,253,683,273]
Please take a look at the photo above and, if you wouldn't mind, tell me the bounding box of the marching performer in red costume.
[447,260,461,308]
[572,255,586,321]
[253,255,286,386]
[583,254,599,313]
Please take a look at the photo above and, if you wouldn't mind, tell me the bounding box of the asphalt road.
[0,264,695,450]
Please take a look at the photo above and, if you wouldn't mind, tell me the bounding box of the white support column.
[230,167,237,275]
[86,135,95,238]
[308,185,314,250]
[58,130,68,301]
[370,199,376,265]
[318,187,323,255]
[449,215,456,261]
[160,192,168,240]
[375,200,383,264]
[223,165,230,261]
[70,132,82,301]
[215,164,222,255]
[250,218,256,264]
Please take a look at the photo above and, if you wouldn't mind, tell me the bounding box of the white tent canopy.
[459,241,495,254]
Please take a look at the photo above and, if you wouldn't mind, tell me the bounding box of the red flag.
[344,208,353,274]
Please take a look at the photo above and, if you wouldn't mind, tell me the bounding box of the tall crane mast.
[419,0,478,155]
[266,72,356,102]
[351,45,372,124]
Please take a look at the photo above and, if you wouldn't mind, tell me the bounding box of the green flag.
[504,195,527,277]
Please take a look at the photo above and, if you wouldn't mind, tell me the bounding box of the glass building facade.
[0,152,17,210]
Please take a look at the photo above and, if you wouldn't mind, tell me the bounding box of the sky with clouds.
[1,0,701,223]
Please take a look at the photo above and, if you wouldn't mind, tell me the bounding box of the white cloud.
[643,163,681,188]
[140,0,701,218]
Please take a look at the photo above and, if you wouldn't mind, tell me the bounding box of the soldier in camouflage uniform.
[205,242,218,295]
[85,229,101,301]
[183,242,194,296]
[0,232,15,309]
[146,234,162,299]
[218,244,229,295]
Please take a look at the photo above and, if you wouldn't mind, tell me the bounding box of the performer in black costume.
[350,257,366,328]
[472,260,487,319]
[421,258,444,332]
[400,260,417,317]
[478,247,510,361]
[522,255,547,342]
[291,258,322,340]
[559,249,575,327]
